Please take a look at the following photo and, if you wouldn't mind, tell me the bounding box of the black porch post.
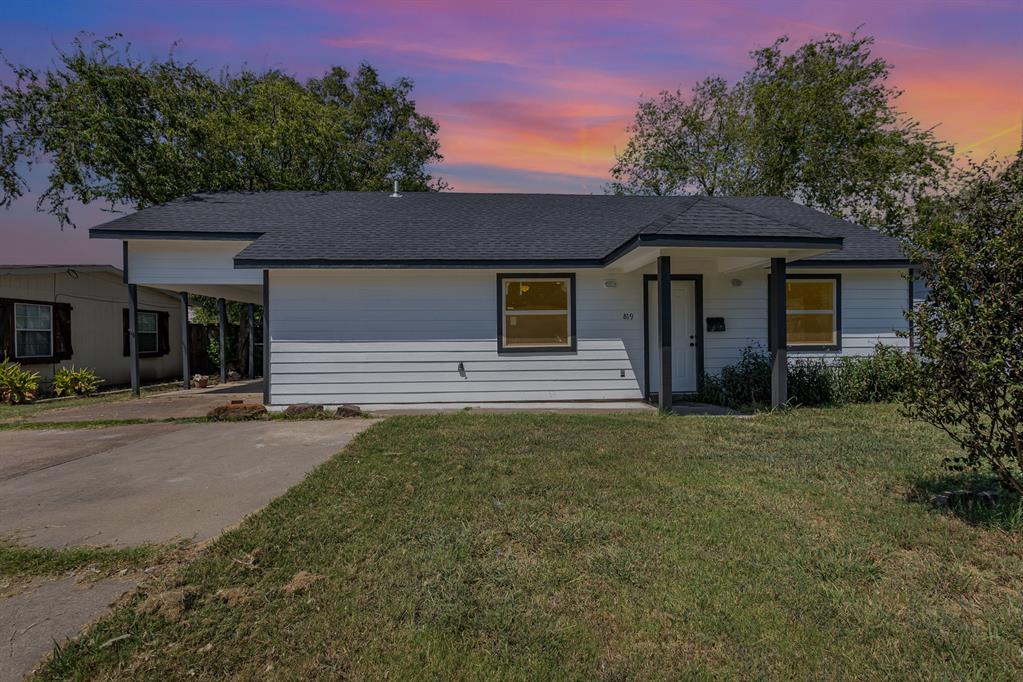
[217,297,227,385]
[180,292,190,390]
[247,303,256,379]
[262,270,270,405]
[128,283,140,397]
[770,257,788,408]
[657,255,672,412]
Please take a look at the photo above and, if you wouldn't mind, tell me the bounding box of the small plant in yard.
[0,358,40,404]
[898,153,1023,494]
[51,366,102,397]
[834,344,913,404]
[787,358,837,406]
[696,345,771,408]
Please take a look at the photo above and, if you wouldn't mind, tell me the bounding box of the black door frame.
[642,274,704,401]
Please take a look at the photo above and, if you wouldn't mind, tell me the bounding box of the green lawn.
[37,405,1023,680]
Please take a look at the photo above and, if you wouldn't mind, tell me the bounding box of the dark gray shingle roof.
[90,191,906,266]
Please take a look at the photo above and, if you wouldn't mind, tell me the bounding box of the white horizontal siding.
[269,269,645,406]
[127,240,262,285]
[267,263,909,405]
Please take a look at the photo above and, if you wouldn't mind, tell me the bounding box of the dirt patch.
[136,587,199,622]
[215,587,251,606]
[281,571,321,596]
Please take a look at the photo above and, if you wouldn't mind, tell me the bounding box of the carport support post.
[657,255,672,412]
[128,284,140,397]
[247,303,256,379]
[180,292,190,390]
[770,257,788,408]
[262,270,270,405]
[217,297,227,385]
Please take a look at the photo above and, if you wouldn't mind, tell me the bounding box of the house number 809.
[622,313,634,320]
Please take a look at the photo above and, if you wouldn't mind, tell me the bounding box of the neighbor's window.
[786,277,838,347]
[499,275,574,351]
[15,303,53,358]
[137,311,159,353]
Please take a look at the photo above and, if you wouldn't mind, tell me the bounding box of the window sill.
[786,345,842,352]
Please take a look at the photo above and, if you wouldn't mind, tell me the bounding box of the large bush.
[51,366,102,397]
[898,155,1022,494]
[0,359,40,404]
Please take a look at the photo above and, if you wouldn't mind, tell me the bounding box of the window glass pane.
[15,304,52,331]
[504,314,569,347]
[137,312,158,333]
[16,330,52,357]
[138,332,158,353]
[787,313,835,345]
[504,280,568,311]
[787,281,834,311]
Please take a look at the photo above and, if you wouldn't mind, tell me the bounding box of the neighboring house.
[89,192,914,409]
[0,265,182,386]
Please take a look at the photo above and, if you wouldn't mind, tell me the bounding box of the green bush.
[51,366,102,397]
[696,344,914,409]
[834,344,913,404]
[788,358,838,406]
[696,345,771,409]
[0,359,41,404]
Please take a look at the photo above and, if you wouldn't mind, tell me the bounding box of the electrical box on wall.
[706,317,726,332]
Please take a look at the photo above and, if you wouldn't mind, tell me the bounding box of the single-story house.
[0,264,183,386]
[89,192,913,410]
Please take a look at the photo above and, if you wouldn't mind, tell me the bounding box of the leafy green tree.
[1,34,444,226]
[610,32,952,229]
[900,153,1023,494]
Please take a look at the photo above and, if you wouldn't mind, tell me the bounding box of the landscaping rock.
[191,374,209,389]
[335,404,362,418]
[283,403,324,418]
[227,370,242,381]
[206,403,267,421]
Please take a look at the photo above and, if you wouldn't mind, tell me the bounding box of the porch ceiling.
[144,283,263,304]
[606,245,841,274]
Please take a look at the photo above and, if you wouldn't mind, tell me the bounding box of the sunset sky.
[2,0,1021,265]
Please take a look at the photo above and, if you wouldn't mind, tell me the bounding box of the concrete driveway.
[0,419,376,547]
[1,416,377,680]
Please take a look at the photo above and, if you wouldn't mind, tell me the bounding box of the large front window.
[786,277,839,347]
[15,303,53,358]
[498,275,575,352]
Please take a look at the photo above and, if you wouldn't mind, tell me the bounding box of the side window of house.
[786,277,840,348]
[498,275,575,352]
[15,302,53,358]
[137,311,159,353]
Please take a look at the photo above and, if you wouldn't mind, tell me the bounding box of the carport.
[104,238,270,403]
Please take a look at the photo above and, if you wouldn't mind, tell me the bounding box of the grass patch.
[0,541,173,579]
[35,404,1023,680]
[0,383,180,421]
[0,417,208,431]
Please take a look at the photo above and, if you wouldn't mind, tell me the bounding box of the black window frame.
[496,273,577,354]
[769,273,843,352]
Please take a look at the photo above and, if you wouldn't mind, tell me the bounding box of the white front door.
[647,280,697,394]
